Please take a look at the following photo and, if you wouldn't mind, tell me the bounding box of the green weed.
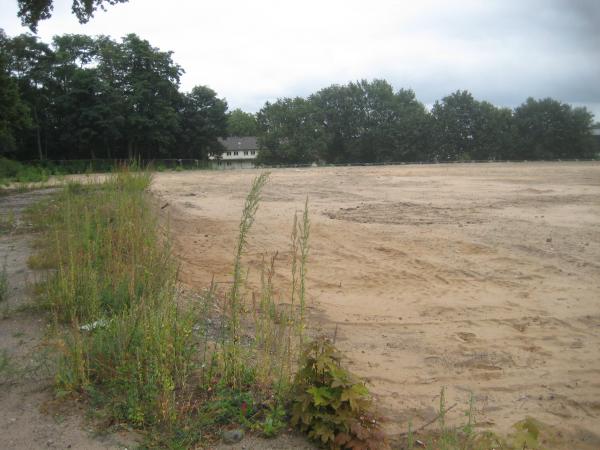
[0,349,18,383]
[0,260,7,303]
[0,210,17,235]
[291,336,389,449]
[402,387,542,450]
[30,167,194,431]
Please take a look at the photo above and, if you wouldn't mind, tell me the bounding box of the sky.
[1,0,599,119]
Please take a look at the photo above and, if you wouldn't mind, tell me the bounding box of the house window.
[226,152,231,156]
[251,151,255,155]
[244,151,248,156]
[234,151,238,156]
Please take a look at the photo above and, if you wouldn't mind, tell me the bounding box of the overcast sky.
[1,0,599,119]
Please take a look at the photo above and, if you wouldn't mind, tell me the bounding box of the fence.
[20,157,598,174]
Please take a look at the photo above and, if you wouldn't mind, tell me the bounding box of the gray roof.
[219,136,258,151]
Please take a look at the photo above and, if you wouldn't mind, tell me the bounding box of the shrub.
[291,337,389,450]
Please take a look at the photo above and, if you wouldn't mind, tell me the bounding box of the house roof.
[219,136,258,151]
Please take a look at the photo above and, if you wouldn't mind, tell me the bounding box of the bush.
[0,157,49,183]
[291,337,389,449]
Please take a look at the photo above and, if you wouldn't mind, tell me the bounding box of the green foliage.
[431,91,515,161]
[257,96,326,164]
[17,0,129,32]
[0,158,49,183]
[2,31,228,161]
[508,418,540,449]
[259,404,287,437]
[512,97,595,160]
[0,209,17,234]
[291,337,389,449]
[0,349,17,381]
[311,80,431,164]
[30,167,194,430]
[177,85,229,159]
[257,81,595,165]
[403,389,542,450]
[0,261,8,302]
[222,172,270,387]
[228,108,259,137]
[0,31,31,156]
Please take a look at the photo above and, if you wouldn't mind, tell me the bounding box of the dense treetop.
[0,30,228,160]
[257,82,596,164]
[0,30,596,164]
[227,109,259,137]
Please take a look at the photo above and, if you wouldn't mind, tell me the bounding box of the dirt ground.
[153,162,600,448]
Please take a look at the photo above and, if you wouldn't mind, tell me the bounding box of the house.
[209,137,259,169]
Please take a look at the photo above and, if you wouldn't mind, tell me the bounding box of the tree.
[431,91,517,161]
[256,97,325,164]
[513,98,595,159]
[177,86,228,159]
[0,31,31,156]
[311,80,430,163]
[430,90,480,161]
[104,34,183,159]
[4,33,55,159]
[2,31,229,161]
[227,108,258,136]
[17,0,129,32]
[470,101,515,160]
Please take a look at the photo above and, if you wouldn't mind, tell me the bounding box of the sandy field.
[153,162,600,446]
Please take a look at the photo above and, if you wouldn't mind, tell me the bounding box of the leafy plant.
[291,337,389,449]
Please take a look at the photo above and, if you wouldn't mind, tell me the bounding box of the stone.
[222,429,244,444]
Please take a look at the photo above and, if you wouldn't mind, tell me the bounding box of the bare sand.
[153,162,600,447]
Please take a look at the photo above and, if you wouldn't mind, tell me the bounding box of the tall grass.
[0,260,8,303]
[30,168,194,429]
[30,167,317,445]
[215,172,311,385]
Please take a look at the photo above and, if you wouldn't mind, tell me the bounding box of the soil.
[153,162,600,449]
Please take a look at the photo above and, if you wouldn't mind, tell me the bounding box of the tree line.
[0,30,228,161]
[255,80,597,165]
[1,31,597,165]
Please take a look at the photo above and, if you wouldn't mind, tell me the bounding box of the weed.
[0,260,7,303]
[291,336,389,449]
[222,172,270,388]
[402,388,542,450]
[0,349,17,383]
[30,167,194,430]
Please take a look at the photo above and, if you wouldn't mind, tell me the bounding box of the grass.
[28,168,194,431]
[401,387,543,450]
[26,167,321,447]
[0,260,8,303]
[0,349,17,383]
